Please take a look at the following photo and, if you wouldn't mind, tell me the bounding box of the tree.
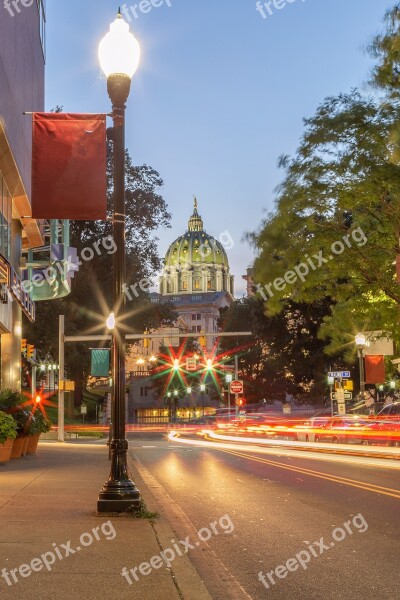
[370,4,400,96]
[250,91,400,354]
[24,143,172,404]
[218,297,344,404]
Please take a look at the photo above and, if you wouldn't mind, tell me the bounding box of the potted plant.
[27,409,51,454]
[11,409,32,458]
[0,411,17,463]
[0,389,33,459]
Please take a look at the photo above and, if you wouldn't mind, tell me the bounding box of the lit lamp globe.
[355,333,366,347]
[98,14,140,104]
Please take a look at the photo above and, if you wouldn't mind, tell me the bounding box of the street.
[130,432,400,599]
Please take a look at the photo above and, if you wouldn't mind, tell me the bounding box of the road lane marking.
[218,448,400,500]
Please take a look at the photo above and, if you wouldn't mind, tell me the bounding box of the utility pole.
[58,315,65,442]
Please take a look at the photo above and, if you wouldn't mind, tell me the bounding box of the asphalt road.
[130,432,400,600]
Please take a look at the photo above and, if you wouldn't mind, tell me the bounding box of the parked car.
[313,416,372,445]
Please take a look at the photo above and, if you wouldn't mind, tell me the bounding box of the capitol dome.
[160,199,234,297]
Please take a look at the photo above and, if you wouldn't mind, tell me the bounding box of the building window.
[140,387,149,397]
[196,314,201,320]
[180,277,187,291]
[197,325,202,333]
[0,173,11,262]
[194,278,200,290]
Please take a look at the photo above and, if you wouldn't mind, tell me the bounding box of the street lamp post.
[97,13,141,513]
[355,333,366,408]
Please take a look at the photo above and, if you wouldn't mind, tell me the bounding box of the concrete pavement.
[0,441,212,600]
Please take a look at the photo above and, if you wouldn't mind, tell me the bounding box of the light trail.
[167,431,400,470]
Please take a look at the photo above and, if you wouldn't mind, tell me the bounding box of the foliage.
[0,411,17,444]
[29,409,51,435]
[250,91,400,354]
[218,297,345,404]
[369,4,400,96]
[128,499,159,520]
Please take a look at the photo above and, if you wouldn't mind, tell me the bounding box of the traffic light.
[173,359,180,371]
[143,329,149,349]
[35,394,42,405]
[27,344,35,359]
[199,331,206,348]
[21,339,27,355]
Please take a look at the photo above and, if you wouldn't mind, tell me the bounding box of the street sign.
[230,380,243,394]
[337,403,346,415]
[343,380,354,391]
[336,388,345,403]
[328,371,351,379]
[186,357,198,372]
[80,405,87,415]
[331,391,353,401]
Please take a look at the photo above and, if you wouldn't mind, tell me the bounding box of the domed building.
[160,199,234,297]
[153,199,234,346]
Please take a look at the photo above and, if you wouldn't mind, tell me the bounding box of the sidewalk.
[0,441,211,600]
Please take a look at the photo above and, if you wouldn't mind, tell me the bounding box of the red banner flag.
[365,355,385,384]
[32,113,107,220]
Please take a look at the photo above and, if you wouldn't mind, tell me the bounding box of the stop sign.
[230,380,243,394]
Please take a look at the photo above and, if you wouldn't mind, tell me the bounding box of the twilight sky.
[45,0,394,296]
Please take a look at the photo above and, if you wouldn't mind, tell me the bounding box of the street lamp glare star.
[98,14,141,79]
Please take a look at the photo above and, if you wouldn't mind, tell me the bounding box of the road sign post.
[230,380,243,395]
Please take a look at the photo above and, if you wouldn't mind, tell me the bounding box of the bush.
[0,411,17,445]
[0,389,33,437]
[29,409,51,435]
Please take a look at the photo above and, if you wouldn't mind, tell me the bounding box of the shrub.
[0,411,17,445]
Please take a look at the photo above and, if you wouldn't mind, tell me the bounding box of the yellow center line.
[219,448,400,500]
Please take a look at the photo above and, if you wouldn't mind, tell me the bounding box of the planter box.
[10,437,24,459]
[21,436,29,456]
[0,438,13,463]
[26,434,40,455]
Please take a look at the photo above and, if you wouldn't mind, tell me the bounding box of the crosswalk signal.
[21,339,27,355]
[27,344,35,359]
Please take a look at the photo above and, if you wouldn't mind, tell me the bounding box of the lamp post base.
[97,482,141,514]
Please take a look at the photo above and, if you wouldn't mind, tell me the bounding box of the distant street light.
[106,311,115,330]
[97,12,141,513]
[355,333,366,406]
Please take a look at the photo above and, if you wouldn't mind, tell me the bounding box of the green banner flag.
[91,349,110,377]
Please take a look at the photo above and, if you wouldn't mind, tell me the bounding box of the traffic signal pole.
[58,315,65,443]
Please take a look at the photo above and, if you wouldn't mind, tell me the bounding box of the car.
[372,403,400,446]
[297,415,332,442]
[313,416,372,445]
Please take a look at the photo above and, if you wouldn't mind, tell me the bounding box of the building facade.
[0,3,72,390]
[128,200,235,422]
